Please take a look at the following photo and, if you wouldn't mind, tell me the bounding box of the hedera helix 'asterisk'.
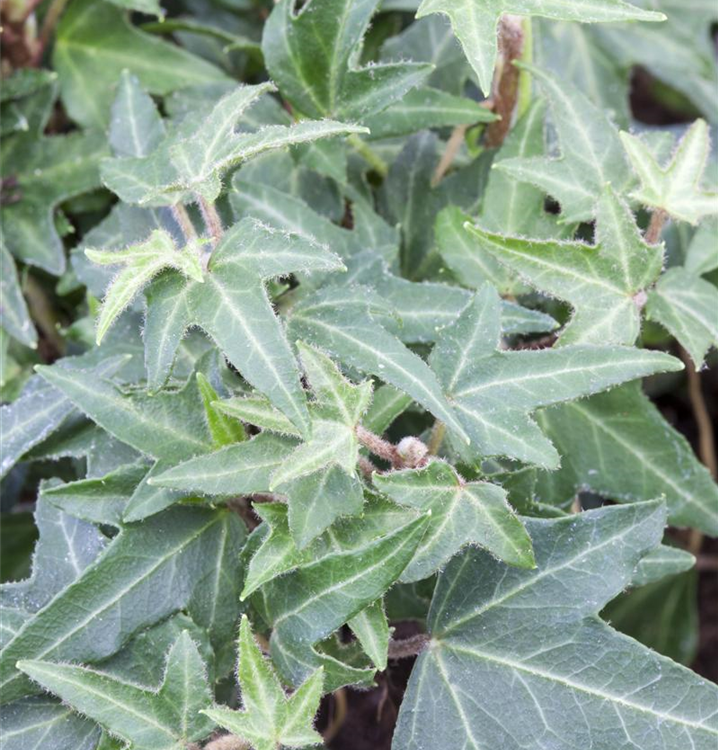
[2,1,718,750]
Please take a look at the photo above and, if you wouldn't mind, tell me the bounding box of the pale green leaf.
[214,395,301,437]
[415,0,664,95]
[376,460,534,581]
[631,545,696,588]
[202,616,323,750]
[196,373,247,448]
[348,599,391,671]
[621,119,718,223]
[394,501,718,750]
[430,285,683,467]
[0,243,36,348]
[18,632,213,750]
[684,218,718,276]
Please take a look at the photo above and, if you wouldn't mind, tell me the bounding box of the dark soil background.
[315,70,718,750]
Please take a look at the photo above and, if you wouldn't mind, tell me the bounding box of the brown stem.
[198,197,223,244]
[323,688,348,744]
[203,736,251,750]
[387,633,430,659]
[358,455,379,479]
[24,274,65,359]
[356,425,402,466]
[171,204,197,243]
[431,125,468,187]
[697,554,718,571]
[645,208,668,244]
[30,0,69,65]
[485,15,524,148]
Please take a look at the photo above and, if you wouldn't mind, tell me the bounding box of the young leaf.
[429,285,683,467]
[646,267,718,369]
[0,507,243,704]
[196,373,247,447]
[496,64,635,222]
[415,0,664,96]
[19,631,214,750]
[621,119,718,223]
[394,502,718,750]
[348,599,391,671]
[86,229,204,344]
[262,0,432,121]
[466,185,664,346]
[535,384,718,537]
[0,242,37,348]
[203,616,323,750]
[375,460,535,581]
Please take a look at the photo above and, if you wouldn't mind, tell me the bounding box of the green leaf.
[196,373,247,447]
[621,119,718,223]
[0,507,243,704]
[0,242,37,348]
[262,0,432,121]
[685,218,718,276]
[467,185,663,346]
[214,395,301,437]
[631,545,696,588]
[288,286,469,443]
[430,285,683,467]
[348,599,391,671]
[533,384,718,536]
[646,267,718,369]
[496,64,635,222]
[394,501,718,750]
[202,616,323,750]
[415,0,664,95]
[375,460,535,581]
[265,512,429,690]
[19,631,213,750]
[53,0,227,129]
[0,697,100,750]
[109,70,166,159]
[0,79,108,274]
[142,219,344,431]
[86,229,204,344]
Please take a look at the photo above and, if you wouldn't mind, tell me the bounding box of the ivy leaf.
[203,617,323,750]
[430,285,683,468]
[394,501,718,750]
[196,373,247,448]
[533,384,718,536]
[287,286,469,443]
[621,119,718,224]
[262,0,432,121]
[415,0,664,95]
[646,267,718,369]
[685,218,718,277]
[347,599,391,671]
[375,460,535,581]
[631,545,696,588]
[0,242,37,348]
[496,64,635,223]
[53,0,227,129]
[141,219,345,432]
[467,185,663,346]
[102,82,367,205]
[109,70,166,159]
[0,507,243,704]
[86,229,204,344]
[19,631,213,750]
[0,79,108,274]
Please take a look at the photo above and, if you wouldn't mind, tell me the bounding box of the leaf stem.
[31,0,70,65]
[356,425,401,466]
[348,134,389,178]
[387,633,430,659]
[431,126,468,187]
[171,204,197,243]
[644,208,668,244]
[203,736,251,750]
[198,197,224,244]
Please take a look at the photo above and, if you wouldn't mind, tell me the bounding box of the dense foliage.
[1,1,718,749]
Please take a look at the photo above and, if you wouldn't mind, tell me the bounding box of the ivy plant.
[1,1,717,749]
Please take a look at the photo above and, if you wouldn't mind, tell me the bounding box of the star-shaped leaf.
[0,78,108,274]
[621,118,718,224]
[415,0,664,96]
[262,0,432,121]
[19,631,213,750]
[429,285,682,468]
[393,501,718,750]
[375,460,535,582]
[466,185,664,346]
[495,64,635,223]
[86,229,204,344]
[202,617,323,750]
[101,82,367,205]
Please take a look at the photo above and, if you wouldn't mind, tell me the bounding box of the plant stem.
[23,273,65,359]
[427,421,446,455]
[516,17,533,119]
[645,208,668,244]
[31,0,69,65]
[485,14,524,148]
[348,133,389,178]
[171,204,197,243]
[387,633,430,659]
[203,736,251,750]
[198,197,224,244]
[323,688,348,744]
[356,425,401,466]
[431,125,467,187]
